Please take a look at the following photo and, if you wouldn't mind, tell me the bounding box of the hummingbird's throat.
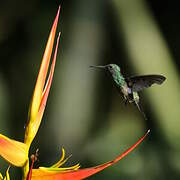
[112,73,126,87]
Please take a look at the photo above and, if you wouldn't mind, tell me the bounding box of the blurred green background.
[0,0,180,179]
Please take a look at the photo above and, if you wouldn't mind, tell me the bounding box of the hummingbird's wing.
[126,75,166,92]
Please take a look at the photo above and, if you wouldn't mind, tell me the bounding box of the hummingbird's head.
[90,64,121,76]
[105,64,124,85]
[90,64,122,83]
[106,64,121,75]
[90,64,120,71]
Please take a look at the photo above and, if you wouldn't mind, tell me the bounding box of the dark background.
[0,0,180,179]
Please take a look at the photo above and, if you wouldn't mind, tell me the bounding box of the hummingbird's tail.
[134,101,147,120]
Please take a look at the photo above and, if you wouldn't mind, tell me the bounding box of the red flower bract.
[30,130,150,180]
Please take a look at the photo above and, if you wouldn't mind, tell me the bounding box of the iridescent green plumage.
[90,64,166,120]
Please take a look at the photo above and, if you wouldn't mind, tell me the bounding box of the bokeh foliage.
[0,0,180,179]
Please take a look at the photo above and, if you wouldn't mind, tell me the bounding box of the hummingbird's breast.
[120,83,130,97]
[119,83,135,103]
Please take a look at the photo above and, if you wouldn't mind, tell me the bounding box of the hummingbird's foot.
[129,99,134,103]
[124,99,128,106]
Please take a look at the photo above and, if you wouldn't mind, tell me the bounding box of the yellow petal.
[0,134,28,167]
[0,172,3,179]
[50,148,65,168]
[4,166,10,180]
[39,148,80,172]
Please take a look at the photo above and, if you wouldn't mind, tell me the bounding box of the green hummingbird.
[90,64,166,120]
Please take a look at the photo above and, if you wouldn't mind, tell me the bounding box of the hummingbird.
[90,64,166,120]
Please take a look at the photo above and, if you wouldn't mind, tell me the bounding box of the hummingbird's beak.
[89,65,107,69]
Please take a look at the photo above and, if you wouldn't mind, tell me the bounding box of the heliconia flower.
[24,6,61,149]
[0,6,61,179]
[28,130,150,180]
[0,134,28,167]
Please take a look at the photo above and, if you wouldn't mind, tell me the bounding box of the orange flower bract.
[0,134,28,167]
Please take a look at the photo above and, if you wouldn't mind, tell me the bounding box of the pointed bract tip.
[53,5,61,26]
[57,5,61,17]
[58,5,61,11]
